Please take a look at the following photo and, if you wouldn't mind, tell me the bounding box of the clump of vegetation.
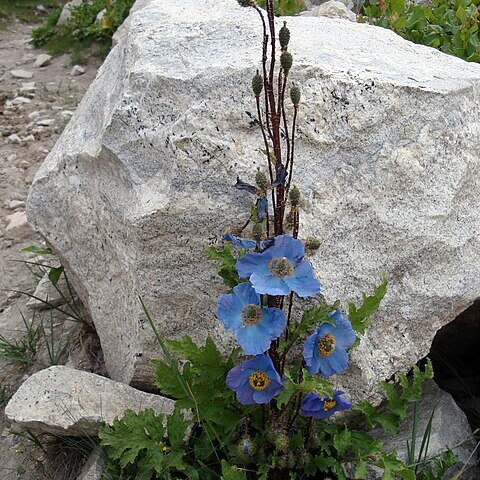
[360,0,480,62]
[257,0,306,15]
[31,0,135,60]
[0,0,62,29]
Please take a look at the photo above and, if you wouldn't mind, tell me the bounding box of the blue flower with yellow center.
[301,390,352,419]
[235,234,321,297]
[303,309,356,376]
[226,354,285,405]
[217,282,286,355]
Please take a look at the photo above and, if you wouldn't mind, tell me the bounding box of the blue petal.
[284,260,321,298]
[266,235,305,264]
[223,233,256,250]
[226,365,248,389]
[236,324,272,355]
[330,310,356,349]
[236,251,272,279]
[236,383,255,405]
[232,282,260,306]
[303,332,321,374]
[250,272,290,296]
[261,307,286,339]
[216,293,243,332]
[319,348,349,377]
[257,196,268,222]
[253,380,285,403]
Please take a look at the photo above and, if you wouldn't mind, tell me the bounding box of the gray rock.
[5,366,175,436]
[301,0,357,21]
[28,0,480,400]
[34,53,52,68]
[77,451,106,480]
[26,271,70,310]
[57,0,83,26]
[70,65,85,77]
[36,118,56,127]
[7,134,21,144]
[367,381,477,478]
[8,200,26,210]
[95,8,107,24]
[20,81,36,92]
[10,69,34,79]
[6,96,31,107]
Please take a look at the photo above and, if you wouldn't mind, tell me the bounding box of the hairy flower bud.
[255,169,267,189]
[290,85,301,106]
[289,185,301,206]
[252,71,263,97]
[305,236,321,256]
[274,432,289,453]
[279,21,290,50]
[280,52,293,72]
[253,222,263,242]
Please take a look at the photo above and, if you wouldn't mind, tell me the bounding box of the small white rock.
[36,118,55,127]
[61,110,75,118]
[34,54,52,68]
[22,134,36,143]
[10,69,34,79]
[28,111,41,119]
[9,200,26,210]
[7,134,22,144]
[20,81,36,92]
[7,97,31,107]
[5,211,27,231]
[70,65,85,76]
[37,5,48,12]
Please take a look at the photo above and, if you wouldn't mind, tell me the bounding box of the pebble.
[20,82,36,92]
[7,134,22,144]
[22,134,36,143]
[70,65,85,76]
[10,69,34,79]
[5,211,28,231]
[9,200,26,210]
[37,5,48,12]
[18,160,31,169]
[34,54,52,68]
[61,110,75,118]
[6,97,31,107]
[36,118,55,127]
[28,111,41,119]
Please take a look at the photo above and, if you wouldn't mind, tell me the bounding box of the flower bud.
[290,85,301,106]
[252,71,263,97]
[253,222,263,242]
[274,432,289,453]
[255,168,267,189]
[279,21,290,50]
[280,52,293,72]
[289,185,301,206]
[305,237,321,256]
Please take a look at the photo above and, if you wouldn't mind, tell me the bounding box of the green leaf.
[205,244,245,290]
[354,460,368,479]
[221,460,247,480]
[349,277,387,336]
[48,266,64,287]
[167,408,189,450]
[21,245,53,255]
[333,428,352,457]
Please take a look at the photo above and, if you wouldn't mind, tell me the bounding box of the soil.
[0,18,102,480]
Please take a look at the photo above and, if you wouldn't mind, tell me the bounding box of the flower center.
[323,400,337,411]
[248,371,270,391]
[318,333,336,357]
[241,304,263,326]
[268,257,295,277]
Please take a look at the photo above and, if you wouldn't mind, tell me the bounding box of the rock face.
[301,1,357,21]
[5,366,175,436]
[28,0,480,400]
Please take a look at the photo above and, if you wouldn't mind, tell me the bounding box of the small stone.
[70,65,85,76]
[8,200,26,210]
[20,81,36,92]
[26,272,70,310]
[301,0,357,21]
[95,8,107,24]
[5,211,27,231]
[77,451,106,480]
[34,54,52,68]
[6,96,31,107]
[7,134,21,144]
[28,111,41,119]
[57,0,83,26]
[21,134,36,143]
[37,5,47,12]
[36,118,55,127]
[17,160,31,169]
[5,366,176,436]
[10,69,34,79]
[61,110,75,118]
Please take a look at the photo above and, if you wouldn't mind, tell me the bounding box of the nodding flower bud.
[237,0,256,6]
[255,168,267,189]
[280,52,293,72]
[279,21,290,50]
[252,71,263,97]
[289,185,301,206]
[290,85,301,106]
[305,237,321,256]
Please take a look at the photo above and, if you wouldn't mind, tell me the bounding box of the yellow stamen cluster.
[323,400,337,411]
[318,333,336,357]
[248,371,270,391]
[241,304,263,326]
[268,257,295,277]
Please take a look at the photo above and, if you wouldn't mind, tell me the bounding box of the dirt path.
[0,18,102,479]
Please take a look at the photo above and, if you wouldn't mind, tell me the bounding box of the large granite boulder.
[27,0,480,401]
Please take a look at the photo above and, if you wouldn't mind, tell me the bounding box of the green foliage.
[355,360,434,434]
[31,0,135,59]
[99,408,191,479]
[257,0,306,15]
[361,0,480,62]
[349,277,387,337]
[205,244,245,290]
[221,460,247,480]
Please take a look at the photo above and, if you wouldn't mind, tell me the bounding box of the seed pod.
[274,432,289,453]
[280,52,293,72]
[252,71,263,96]
[279,21,290,49]
[289,185,301,206]
[290,85,301,106]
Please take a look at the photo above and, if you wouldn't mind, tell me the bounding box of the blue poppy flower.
[257,196,268,222]
[303,309,356,376]
[235,234,320,297]
[223,233,273,252]
[301,390,352,419]
[226,354,285,405]
[217,282,285,355]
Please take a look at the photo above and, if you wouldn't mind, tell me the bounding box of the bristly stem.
[286,104,298,196]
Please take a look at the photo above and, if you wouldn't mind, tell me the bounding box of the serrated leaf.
[167,408,189,450]
[221,460,247,480]
[333,428,352,457]
[354,460,368,479]
[205,244,244,290]
[349,277,387,336]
